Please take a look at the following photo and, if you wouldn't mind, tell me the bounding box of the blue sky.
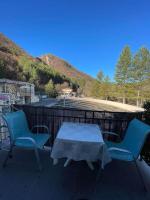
[0,0,150,80]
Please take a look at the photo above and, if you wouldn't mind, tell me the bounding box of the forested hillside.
[0,33,95,96]
[40,54,94,96]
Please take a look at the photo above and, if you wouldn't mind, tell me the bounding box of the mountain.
[0,33,37,80]
[40,54,95,95]
[40,54,93,81]
[0,33,27,57]
[0,33,95,96]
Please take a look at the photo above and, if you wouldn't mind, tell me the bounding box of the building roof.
[0,79,34,86]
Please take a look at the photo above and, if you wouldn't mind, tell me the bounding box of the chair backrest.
[2,110,30,141]
[122,118,150,159]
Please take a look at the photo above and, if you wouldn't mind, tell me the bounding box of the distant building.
[60,88,73,97]
[0,79,37,105]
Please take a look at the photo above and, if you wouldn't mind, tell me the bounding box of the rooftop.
[0,148,149,200]
[0,79,34,86]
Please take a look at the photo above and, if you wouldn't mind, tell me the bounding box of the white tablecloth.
[51,122,111,168]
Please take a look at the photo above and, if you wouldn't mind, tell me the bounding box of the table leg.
[64,158,72,167]
[86,161,94,170]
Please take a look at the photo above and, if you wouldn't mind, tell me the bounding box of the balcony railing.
[3,104,150,165]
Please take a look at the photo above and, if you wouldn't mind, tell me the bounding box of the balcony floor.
[0,148,149,200]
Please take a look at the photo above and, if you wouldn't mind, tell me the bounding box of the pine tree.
[132,47,150,82]
[115,46,132,103]
[132,47,150,106]
[103,76,111,100]
[91,80,101,97]
[97,70,104,83]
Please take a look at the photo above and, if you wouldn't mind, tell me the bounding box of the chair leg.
[3,144,14,168]
[86,161,94,170]
[34,147,42,171]
[64,158,72,167]
[134,160,147,192]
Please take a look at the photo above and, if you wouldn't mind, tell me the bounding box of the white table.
[51,122,111,169]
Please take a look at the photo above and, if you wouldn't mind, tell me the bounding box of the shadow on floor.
[0,149,149,200]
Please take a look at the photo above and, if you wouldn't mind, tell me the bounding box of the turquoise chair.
[2,110,51,170]
[103,118,150,191]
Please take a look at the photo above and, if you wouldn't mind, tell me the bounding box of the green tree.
[115,46,132,103]
[97,70,104,83]
[94,70,112,100]
[102,76,111,100]
[45,80,57,97]
[132,47,150,106]
[18,56,33,81]
[91,80,101,97]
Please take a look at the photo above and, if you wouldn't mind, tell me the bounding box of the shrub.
[45,80,58,98]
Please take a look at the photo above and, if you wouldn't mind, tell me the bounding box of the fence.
[14,105,143,138]
[3,104,150,165]
[0,104,11,150]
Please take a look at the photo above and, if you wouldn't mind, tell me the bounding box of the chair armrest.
[15,136,37,146]
[102,131,121,140]
[108,147,133,156]
[31,125,50,135]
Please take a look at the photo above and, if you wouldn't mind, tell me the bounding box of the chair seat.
[15,133,50,149]
[105,140,134,162]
